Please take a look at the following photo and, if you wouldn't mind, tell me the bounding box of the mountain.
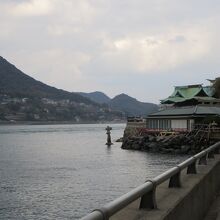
[79,91,111,104]
[109,93,158,117]
[0,56,94,104]
[81,91,159,117]
[0,56,123,122]
[0,56,158,122]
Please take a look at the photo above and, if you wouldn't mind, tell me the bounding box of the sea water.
[0,124,187,219]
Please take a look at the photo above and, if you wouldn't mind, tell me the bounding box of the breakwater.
[121,133,213,154]
[121,125,220,154]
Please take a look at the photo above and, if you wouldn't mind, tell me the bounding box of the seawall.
[111,155,220,220]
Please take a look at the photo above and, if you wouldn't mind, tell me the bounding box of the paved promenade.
[204,190,220,220]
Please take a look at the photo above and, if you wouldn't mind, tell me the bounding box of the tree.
[213,77,220,98]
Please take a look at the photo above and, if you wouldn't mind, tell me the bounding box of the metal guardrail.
[81,141,220,220]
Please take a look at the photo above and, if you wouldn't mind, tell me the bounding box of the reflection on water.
[0,124,187,219]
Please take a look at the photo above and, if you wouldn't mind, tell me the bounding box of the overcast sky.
[1,0,220,103]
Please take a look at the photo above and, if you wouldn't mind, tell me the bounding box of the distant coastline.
[0,120,126,126]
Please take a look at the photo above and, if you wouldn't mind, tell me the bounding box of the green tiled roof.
[177,87,202,98]
[196,106,220,114]
[161,97,186,104]
[149,106,196,116]
[194,96,218,102]
[203,86,216,97]
[161,85,216,104]
[148,106,220,117]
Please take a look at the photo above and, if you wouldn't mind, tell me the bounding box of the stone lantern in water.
[105,126,113,146]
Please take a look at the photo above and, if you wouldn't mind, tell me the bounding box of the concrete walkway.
[204,190,220,220]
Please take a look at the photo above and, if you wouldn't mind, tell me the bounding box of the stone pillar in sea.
[105,126,113,146]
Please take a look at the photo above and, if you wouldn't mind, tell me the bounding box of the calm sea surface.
[0,124,187,219]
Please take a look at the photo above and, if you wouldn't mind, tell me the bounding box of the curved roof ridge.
[175,84,203,89]
[177,87,203,98]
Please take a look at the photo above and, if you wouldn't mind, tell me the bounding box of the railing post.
[169,166,181,188]
[198,153,207,165]
[214,147,220,154]
[139,180,157,209]
[187,158,197,174]
[208,151,214,159]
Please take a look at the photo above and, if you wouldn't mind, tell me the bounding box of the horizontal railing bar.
[206,142,219,152]
[177,157,196,170]
[194,150,207,160]
[81,210,103,220]
[153,167,179,185]
[101,181,153,217]
[81,141,220,220]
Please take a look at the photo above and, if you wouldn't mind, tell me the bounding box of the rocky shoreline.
[121,133,215,155]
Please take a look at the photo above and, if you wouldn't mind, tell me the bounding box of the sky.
[0,0,220,103]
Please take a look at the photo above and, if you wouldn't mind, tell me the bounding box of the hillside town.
[0,56,159,123]
[0,95,123,123]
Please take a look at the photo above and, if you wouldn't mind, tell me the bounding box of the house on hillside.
[147,79,220,131]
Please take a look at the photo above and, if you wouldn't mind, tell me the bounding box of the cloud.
[6,49,91,92]
[86,25,213,74]
[10,0,52,16]
[1,0,220,102]
[47,0,97,36]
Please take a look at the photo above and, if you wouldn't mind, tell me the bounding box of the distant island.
[0,56,158,123]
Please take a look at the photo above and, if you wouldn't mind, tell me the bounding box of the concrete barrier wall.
[112,155,220,220]
[163,159,220,220]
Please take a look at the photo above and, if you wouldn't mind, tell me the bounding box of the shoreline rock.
[115,137,123,142]
[121,134,215,155]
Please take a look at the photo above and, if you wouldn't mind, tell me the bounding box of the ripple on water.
[0,124,187,219]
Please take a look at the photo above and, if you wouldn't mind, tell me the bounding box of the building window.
[148,119,158,129]
[148,119,171,130]
[159,119,171,130]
